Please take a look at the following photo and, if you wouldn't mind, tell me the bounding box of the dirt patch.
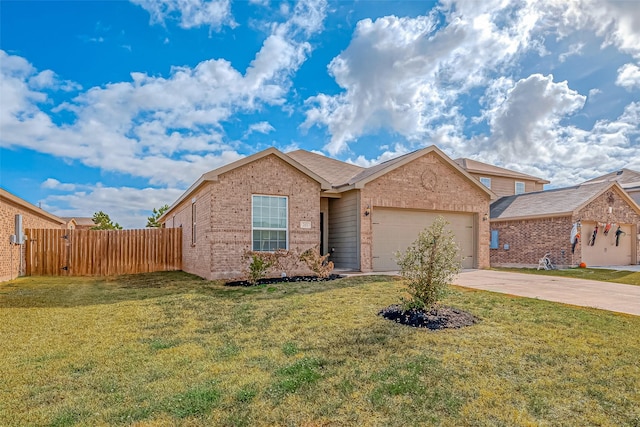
[379,305,478,330]
[225,274,343,287]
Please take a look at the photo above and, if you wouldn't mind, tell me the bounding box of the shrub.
[300,246,334,278]
[273,248,302,278]
[242,251,277,285]
[395,216,461,311]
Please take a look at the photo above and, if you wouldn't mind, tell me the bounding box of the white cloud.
[548,0,640,60]
[303,1,545,155]
[477,74,586,163]
[41,178,77,191]
[470,96,640,188]
[345,143,410,168]
[0,0,327,187]
[558,42,584,62]
[616,63,640,90]
[304,0,640,157]
[587,88,602,100]
[244,121,275,138]
[131,0,236,30]
[44,185,185,229]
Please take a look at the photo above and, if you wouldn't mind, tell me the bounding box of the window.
[515,181,525,195]
[252,195,288,251]
[480,177,491,188]
[191,202,197,245]
[490,230,499,249]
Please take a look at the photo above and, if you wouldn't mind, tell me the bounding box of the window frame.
[515,181,525,195]
[479,177,491,189]
[251,195,288,252]
[191,201,197,245]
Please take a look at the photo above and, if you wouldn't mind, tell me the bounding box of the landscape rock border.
[225,274,344,287]
[379,304,478,330]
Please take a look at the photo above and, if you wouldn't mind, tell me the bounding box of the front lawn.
[496,267,640,286]
[1,272,639,426]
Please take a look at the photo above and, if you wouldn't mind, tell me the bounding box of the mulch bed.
[379,304,478,330]
[225,274,343,287]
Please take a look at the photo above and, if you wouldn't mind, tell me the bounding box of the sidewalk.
[454,269,640,316]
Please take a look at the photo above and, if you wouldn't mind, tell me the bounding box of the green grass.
[496,267,640,286]
[1,272,639,426]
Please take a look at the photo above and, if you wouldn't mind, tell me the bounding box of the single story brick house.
[1,188,67,282]
[490,181,640,268]
[160,146,495,280]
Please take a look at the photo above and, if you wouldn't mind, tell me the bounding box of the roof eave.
[491,212,573,222]
[0,188,66,225]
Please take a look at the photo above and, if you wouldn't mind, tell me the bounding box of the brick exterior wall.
[359,152,491,271]
[166,154,322,280]
[1,196,65,282]
[164,184,213,279]
[490,186,640,267]
[489,216,575,268]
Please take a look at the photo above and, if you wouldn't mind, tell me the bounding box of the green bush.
[243,251,277,284]
[395,216,461,310]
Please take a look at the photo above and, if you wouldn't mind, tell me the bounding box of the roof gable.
[491,181,640,220]
[346,146,496,199]
[161,148,332,221]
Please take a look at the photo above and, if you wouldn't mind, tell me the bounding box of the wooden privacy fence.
[25,228,182,276]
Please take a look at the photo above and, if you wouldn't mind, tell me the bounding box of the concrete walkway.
[454,270,640,316]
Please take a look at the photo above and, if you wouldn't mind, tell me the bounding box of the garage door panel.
[581,222,632,266]
[372,208,475,271]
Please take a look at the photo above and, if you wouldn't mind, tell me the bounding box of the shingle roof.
[583,168,640,188]
[286,150,364,186]
[61,217,95,226]
[455,158,550,184]
[490,181,614,219]
[345,150,417,186]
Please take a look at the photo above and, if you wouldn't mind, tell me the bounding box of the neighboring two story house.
[455,158,550,197]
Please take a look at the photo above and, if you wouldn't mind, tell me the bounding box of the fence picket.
[23,228,182,276]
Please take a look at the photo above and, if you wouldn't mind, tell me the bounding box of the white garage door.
[581,222,633,266]
[372,208,475,271]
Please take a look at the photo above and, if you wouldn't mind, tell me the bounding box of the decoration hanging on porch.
[615,226,625,247]
[588,224,598,246]
[570,222,580,254]
[603,223,612,236]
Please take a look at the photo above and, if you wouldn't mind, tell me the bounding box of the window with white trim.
[515,181,525,195]
[480,177,491,188]
[191,202,197,244]
[252,195,288,251]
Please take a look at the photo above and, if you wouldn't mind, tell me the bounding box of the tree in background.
[91,211,123,230]
[146,204,169,228]
[395,216,461,310]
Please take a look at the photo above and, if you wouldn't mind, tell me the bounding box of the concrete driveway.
[454,269,640,316]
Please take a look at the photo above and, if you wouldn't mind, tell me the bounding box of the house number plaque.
[300,221,312,229]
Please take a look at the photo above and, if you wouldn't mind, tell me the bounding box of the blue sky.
[1,0,639,228]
